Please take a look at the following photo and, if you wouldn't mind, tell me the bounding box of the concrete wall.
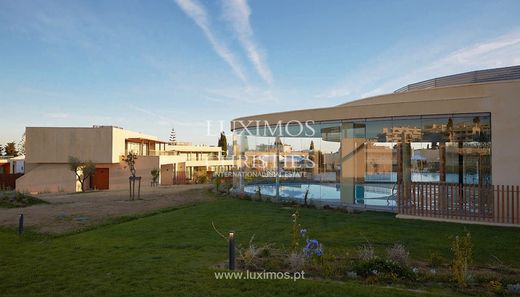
[16,163,78,193]
[105,156,160,190]
[232,80,520,186]
[25,126,114,164]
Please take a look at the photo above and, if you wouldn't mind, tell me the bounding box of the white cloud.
[174,0,247,82]
[320,28,520,103]
[222,0,273,85]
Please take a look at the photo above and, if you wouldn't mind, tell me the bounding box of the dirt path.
[0,185,214,234]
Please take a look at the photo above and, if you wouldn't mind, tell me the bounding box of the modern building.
[16,126,234,193]
[230,66,520,214]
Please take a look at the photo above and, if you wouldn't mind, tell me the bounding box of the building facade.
[16,126,234,193]
[230,66,520,209]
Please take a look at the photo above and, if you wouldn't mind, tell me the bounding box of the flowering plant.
[303,239,323,257]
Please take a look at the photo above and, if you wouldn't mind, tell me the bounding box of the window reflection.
[234,113,491,205]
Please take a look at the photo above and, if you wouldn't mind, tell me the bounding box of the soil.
[0,185,213,234]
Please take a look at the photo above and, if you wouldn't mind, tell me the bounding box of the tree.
[122,152,138,177]
[218,132,228,157]
[169,128,177,144]
[17,133,26,156]
[0,144,3,156]
[309,140,314,151]
[151,168,160,186]
[68,156,96,192]
[5,142,18,157]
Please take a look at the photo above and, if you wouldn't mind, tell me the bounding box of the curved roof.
[394,65,520,93]
[231,66,520,130]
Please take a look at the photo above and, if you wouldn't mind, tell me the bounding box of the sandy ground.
[0,185,214,234]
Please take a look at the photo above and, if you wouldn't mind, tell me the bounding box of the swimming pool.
[242,182,396,207]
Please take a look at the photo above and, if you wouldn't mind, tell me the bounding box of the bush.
[357,243,375,262]
[353,258,416,281]
[428,252,445,268]
[451,231,473,287]
[386,244,409,266]
[288,252,305,272]
[489,280,505,295]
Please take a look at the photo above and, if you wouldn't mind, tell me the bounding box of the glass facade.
[233,113,491,207]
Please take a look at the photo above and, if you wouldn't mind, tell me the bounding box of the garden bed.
[217,204,520,296]
[0,191,48,208]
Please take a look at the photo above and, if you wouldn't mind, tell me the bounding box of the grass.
[1,196,520,296]
[0,191,49,208]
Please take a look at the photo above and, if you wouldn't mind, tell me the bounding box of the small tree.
[151,168,160,186]
[5,142,18,157]
[309,140,314,151]
[218,132,228,157]
[169,128,177,144]
[451,231,472,287]
[68,156,96,192]
[123,152,140,199]
[122,152,138,177]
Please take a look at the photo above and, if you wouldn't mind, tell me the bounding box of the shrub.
[357,243,375,262]
[489,280,505,294]
[428,252,445,268]
[386,244,409,266]
[353,258,416,281]
[214,176,222,192]
[451,231,473,287]
[288,252,305,271]
[150,168,160,185]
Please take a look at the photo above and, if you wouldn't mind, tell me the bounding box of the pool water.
[243,183,396,207]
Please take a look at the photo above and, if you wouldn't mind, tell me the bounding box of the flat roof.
[126,137,170,144]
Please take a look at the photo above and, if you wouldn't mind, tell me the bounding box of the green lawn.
[1,196,519,296]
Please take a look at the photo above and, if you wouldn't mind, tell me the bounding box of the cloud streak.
[320,28,520,103]
[222,0,273,85]
[174,0,247,82]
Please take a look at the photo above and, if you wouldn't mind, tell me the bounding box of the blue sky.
[1,0,520,145]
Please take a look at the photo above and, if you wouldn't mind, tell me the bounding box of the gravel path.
[0,185,214,234]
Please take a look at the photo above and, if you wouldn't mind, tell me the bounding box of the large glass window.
[233,112,491,206]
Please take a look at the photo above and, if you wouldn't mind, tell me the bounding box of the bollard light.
[18,213,24,236]
[228,231,236,270]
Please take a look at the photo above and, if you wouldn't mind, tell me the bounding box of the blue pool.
[243,183,397,207]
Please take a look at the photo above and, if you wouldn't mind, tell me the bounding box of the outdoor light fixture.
[18,213,23,236]
[228,231,235,270]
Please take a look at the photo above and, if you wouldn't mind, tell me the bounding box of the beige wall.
[25,126,114,164]
[106,156,160,190]
[16,163,77,193]
[232,80,520,185]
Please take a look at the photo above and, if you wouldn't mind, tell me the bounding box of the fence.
[0,174,23,190]
[397,182,520,225]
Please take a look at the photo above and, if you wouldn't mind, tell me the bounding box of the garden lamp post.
[228,231,236,270]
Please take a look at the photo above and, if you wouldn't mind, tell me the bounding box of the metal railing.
[394,65,520,93]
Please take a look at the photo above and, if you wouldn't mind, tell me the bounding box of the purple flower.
[300,228,307,238]
[303,239,323,257]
